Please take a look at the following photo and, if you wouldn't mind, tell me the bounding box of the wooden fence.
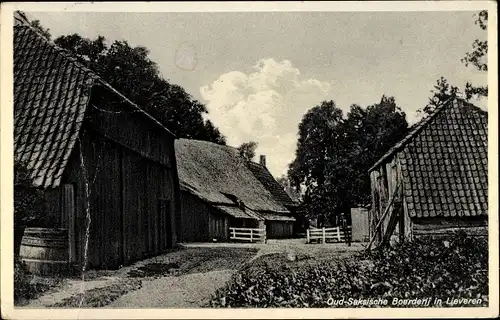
[229,227,266,243]
[306,226,351,244]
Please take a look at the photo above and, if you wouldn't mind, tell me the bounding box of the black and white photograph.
[1,1,498,319]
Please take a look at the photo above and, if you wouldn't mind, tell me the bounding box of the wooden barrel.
[20,227,70,276]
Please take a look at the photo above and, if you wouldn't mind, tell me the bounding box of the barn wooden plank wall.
[369,154,405,247]
[266,221,293,239]
[180,191,229,242]
[58,90,179,270]
[86,87,173,167]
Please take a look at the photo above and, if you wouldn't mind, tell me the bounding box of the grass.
[48,279,142,308]
[14,259,66,306]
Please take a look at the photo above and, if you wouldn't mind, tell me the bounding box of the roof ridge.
[14,11,100,82]
[175,139,291,214]
[368,96,456,172]
[245,159,298,206]
[14,11,175,137]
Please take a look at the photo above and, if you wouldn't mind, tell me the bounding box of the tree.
[421,10,488,115]
[237,141,258,162]
[288,97,408,224]
[52,32,226,144]
[30,19,51,40]
[15,11,51,40]
[276,175,289,190]
[462,10,488,100]
[288,101,346,224]
[420,77,460,116]
[344,96,409,206]
[277,175,303,203]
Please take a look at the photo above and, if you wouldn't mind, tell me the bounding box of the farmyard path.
[108,269,234,308]
[21,241,363,308]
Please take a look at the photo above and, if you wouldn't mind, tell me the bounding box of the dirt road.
[108,269,234,308]
[21,240,363,308]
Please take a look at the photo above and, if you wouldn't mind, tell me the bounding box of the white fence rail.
[307,226,351,244]
[229,227,266,243]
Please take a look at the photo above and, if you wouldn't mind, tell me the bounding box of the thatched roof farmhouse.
[175,139,295,241]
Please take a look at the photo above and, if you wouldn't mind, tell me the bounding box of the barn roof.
[246,161,298,208]
[175,139,294,221]
[371,98,488,219]
[368,97,454,173]
[13,11,174,188]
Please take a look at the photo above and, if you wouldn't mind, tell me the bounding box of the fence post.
[250,229,253,242]
[337,226,341,242]
[307,229,310,243]
[322,227,326,244]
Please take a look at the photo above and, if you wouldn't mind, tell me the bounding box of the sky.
[27,11,488,178]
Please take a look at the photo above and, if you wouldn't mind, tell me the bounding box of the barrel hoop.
[21,237,68,248]
[24,227,68,232]
[21,258,69,264]
[23,230,68,237]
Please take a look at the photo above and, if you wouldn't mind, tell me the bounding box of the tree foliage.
[420,77,460,116]
[237,141,258,162]
[50,32,226,144]
[276,175,302,202]
[343,96,408,206]
[288,97,408,223]
[14,162,45,256]
[276,175,291,192]
[462,10,488,100]
[14,162,45,228]
[288,101,346,223]
[30,19,51,40]
[422,10,488,115]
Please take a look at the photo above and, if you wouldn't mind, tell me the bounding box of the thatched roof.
[175,139,294,221]
[246,161,298,208]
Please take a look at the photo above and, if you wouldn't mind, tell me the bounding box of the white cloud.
[200,58,334,177]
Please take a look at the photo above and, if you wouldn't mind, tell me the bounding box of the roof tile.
[387,99,487,219]
[14,12,97,188]
[14,11,173,188]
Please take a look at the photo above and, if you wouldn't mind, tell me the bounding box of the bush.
[14,258,63,306]
[14,258,33,304]
[14,162,45,256]
[210,231,488,308]
[14,162,45,227]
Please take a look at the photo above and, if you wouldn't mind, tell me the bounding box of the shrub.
[210,231,488,308]
[14,258,63,306]
[14,162,45,227]
[14,258,32,304]
[14,162,45,256]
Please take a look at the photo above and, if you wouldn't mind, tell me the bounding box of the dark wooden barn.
[367,98,488,248]
[14,12,180,273]
[247,155,301,237]
[174,139,295,242]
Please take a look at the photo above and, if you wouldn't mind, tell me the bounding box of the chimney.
[259,155,266,167]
